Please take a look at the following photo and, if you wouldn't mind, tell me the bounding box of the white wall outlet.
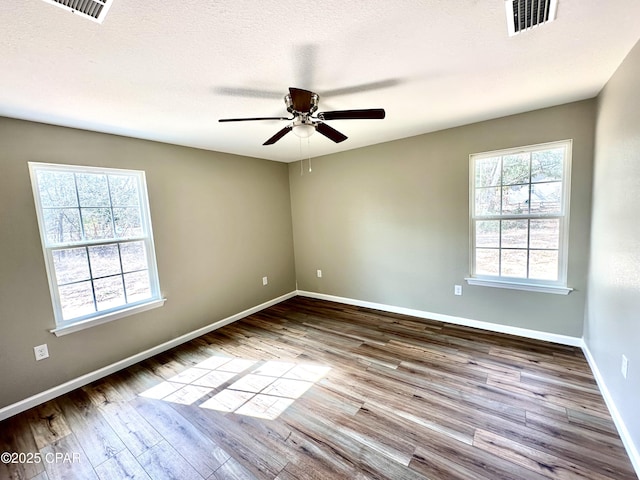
[454,284,462,296]
[317,269,322,278]
[34,344,49,361]
[262,276,268,286]
[621,354,629,379]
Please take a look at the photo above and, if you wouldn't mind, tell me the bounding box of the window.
[467,140,572,294]
[29,163,163,335]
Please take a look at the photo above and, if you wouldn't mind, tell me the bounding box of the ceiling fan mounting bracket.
[293,117,315,127]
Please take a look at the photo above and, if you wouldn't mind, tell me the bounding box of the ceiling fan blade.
[316,122,348,143]
[289,87,314,112]
[214,86,283,99]
[317,109,386,121]
[219,116,291,122]
[263,126,293,145]
[322,79,401,97]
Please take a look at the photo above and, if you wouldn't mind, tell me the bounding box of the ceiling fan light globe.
[293,124,315,138]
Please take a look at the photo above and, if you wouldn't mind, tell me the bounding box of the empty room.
[1,1,639,479]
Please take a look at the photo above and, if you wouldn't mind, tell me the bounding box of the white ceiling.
[1,1,639,162]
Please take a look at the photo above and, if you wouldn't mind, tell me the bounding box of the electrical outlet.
[317,269,322,278]
[262,276,268,286]
[454,284,462,296]
[34,344,49,361]
[621,355,629,379]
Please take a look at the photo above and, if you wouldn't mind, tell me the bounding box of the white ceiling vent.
[506,0,558,36]
[41,0,112,24]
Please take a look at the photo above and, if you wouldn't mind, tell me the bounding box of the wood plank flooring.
[0,296,636,479]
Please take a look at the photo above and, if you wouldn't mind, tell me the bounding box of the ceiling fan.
[219,87,386,145]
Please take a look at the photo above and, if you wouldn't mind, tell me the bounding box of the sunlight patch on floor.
[139,355,330,419]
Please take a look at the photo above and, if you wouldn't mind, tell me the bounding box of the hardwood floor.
[1,296,636,479]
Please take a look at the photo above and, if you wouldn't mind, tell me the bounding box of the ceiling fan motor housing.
[285,91,319,115]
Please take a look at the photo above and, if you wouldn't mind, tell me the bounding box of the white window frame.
[465,140,573,295]
[29,162,165,336]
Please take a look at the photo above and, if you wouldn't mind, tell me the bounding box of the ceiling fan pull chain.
[308,137,312,173]
[300,138,304,176]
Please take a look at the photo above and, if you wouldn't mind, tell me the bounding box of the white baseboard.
[0,291,297,422]
[297,290,583,347]
[582,344,640,478]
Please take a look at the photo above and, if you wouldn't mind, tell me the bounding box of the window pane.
[529,250,558,280]
[76,173,110,207]
[501,249,527,278]
[475,157,501,187]
[53,248,89,285]
[530,182,562,214]
[476,249,499,275]
[475,187,501,215]
[88,244,121,278]
[502,153,530,185]
[120,241,147,272]
[59,281,95,320]
[81,208,114,240]
[476,220,499,248]
[502,185,529,215]
[530,219,559,249]
[114,207,143,238]
[94,276,126,311]
[531,148,563,183]
[501,220,528,248]
[42,208,82,244]
[109,175,140,206]
[125,271,152,302]
[36,171,78,208]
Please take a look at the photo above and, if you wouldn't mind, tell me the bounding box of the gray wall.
[290,100,596,337]
[0,117,296,409]
[586,40,640,456]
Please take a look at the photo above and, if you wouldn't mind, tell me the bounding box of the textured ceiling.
[1,1,639,162]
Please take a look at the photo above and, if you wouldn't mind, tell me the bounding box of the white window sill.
[465,278,572,295]
[50,298,166,337]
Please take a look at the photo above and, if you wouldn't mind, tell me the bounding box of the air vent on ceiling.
[42,0,112,24]
[505,0,558,36]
